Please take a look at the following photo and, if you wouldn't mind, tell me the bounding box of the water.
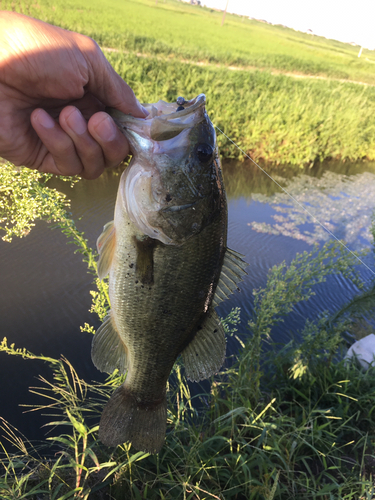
[1,159,375,442]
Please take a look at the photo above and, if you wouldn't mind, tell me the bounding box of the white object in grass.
[345,334,375,370]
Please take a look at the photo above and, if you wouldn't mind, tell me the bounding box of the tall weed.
[103,52,375,165]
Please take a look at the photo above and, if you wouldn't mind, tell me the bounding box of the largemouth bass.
[92,94,247,453]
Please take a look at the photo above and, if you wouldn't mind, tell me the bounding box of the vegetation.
[105,51,375,165]
[2,0,375,165]
[3,0,375,84]
[2,164,375,498]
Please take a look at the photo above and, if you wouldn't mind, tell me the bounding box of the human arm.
[0,12,147,179]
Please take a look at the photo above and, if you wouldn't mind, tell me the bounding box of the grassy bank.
[106,52,375,165]
[3,320,375,499]
[2,0,375,165]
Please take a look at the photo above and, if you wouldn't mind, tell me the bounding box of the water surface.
[1,159,375,442]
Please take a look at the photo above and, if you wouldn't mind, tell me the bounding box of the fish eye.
[196,143,214,163]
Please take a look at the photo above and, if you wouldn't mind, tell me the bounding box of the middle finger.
[59,106,105,180]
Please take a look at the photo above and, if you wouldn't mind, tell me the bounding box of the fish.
[92,94,247,454]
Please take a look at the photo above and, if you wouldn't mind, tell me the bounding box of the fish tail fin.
[99,385,167,454]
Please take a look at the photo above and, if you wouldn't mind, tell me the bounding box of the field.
[106,52,375,165]
[1,0,375,165]
[3,0,375,84]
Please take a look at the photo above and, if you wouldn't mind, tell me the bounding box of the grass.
[3,338,375,499]
[1,0,375,165]
[105,51,375,165]
[4,0,375,85]
[2,0,375,165]
[1,251,375,499]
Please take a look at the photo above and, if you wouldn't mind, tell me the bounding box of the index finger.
[76,35,148,118]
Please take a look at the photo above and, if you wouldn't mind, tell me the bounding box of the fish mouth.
[144,94,206,120]
[107,94,207,143]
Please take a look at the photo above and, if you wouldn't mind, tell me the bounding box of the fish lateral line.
[214,124,375,279]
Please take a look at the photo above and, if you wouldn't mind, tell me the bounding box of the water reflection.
[251,171,375,248]
[223,160,375,251]
[222,158,375,199]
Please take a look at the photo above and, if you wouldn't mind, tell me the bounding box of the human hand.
[0,12,147,179]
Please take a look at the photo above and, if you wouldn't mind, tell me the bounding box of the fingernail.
[139,103,149,117]
[66,107,87,135]
[94,115,117,142]
[35,110,55,129]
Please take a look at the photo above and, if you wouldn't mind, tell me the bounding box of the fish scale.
[110,203,227,398]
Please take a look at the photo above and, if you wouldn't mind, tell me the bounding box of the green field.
[2,0,375,165]
[5,0,375,84]
[107,51,375,164]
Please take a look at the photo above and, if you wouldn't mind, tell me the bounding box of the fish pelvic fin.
[99,385,167,454]
[97,221,116,280]
[182,309,226,382]
[212,247,248,307]
[91,313,128,374]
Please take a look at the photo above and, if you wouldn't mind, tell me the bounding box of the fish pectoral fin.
[182,309,226,382]
[91,313,128,374]
[97,221,116,280]
[135,236,156,285]
[212,247,248,307]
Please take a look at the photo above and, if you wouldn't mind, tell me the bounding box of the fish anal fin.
[91,313,128,374]
[182,309,226,383]
[99,385,167,454]
[213,247,248,307]
[97,221,116,280]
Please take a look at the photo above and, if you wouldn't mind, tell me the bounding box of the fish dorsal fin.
[97,221,116,280]
[182,309,226,382]
[212,247,248,307]
[91,313,128,374]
